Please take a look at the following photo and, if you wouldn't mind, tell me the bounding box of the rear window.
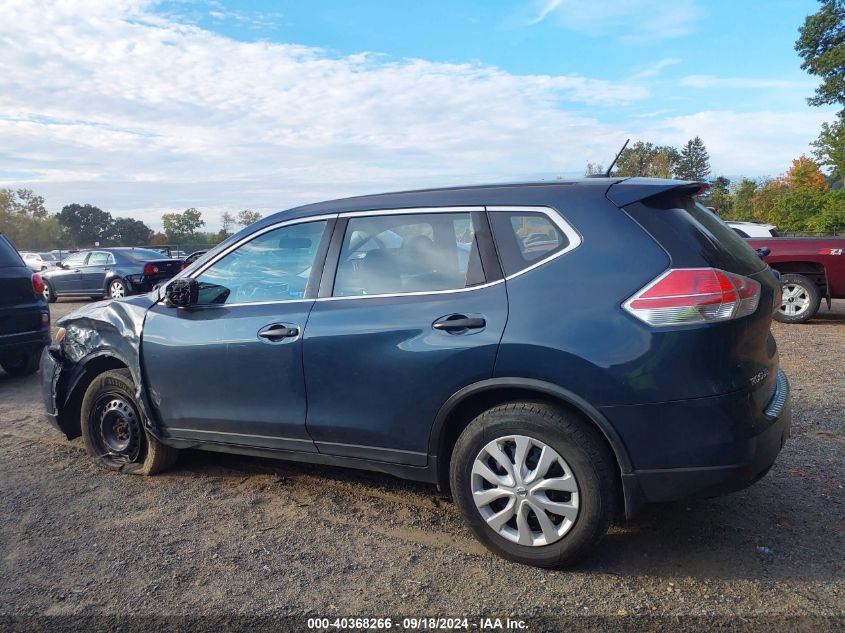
[0,235,24,268]
[121,248,171,261]
[625,196,765,276]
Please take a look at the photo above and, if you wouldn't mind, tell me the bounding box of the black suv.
[42,179,790,567]
[0,234,50,375]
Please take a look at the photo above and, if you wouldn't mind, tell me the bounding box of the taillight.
[32,273,45,295]
[143,263,160,275]
[179,261,188,271]
[624,268,760,326]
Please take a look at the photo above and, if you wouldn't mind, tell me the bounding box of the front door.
[142,218,333,451]
[78,251,112,294]
[303,209,507,465]
[51,251,88,293]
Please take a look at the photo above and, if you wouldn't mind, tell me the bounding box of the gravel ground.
[0,298,843,627]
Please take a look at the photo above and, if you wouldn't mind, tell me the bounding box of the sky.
[0,0,838,231]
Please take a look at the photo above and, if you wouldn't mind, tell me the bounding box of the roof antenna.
[589,138,630,178]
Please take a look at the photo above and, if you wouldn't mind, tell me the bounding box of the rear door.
[302,208,507,465]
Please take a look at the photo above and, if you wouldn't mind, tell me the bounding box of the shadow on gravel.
[171,448,842,584]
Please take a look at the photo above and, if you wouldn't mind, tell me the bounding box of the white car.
[726,221,779,238]
[19,251,60,271]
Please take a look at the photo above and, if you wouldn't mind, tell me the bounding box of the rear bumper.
[0,327,50,357]
[605,370,791,506]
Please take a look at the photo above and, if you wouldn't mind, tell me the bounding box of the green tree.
[584,162,604,176]
[675,137,711,181]
[111,217,153,245]
[730,178,758,220]
[162,208,205,242]
[807,188,845,231]
[796,0,845,108]
[812,111,845,183]
[613,141,679,178]
[57,203,114,247]
[702,176,732,215]
[236,209,262,228]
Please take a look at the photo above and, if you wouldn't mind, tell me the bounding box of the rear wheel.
[449,402,617,567]
[108,279,128,299]
[1,350,41,376]
[81,369,178,475]
[43,280,57,303]
[774,274,820,324]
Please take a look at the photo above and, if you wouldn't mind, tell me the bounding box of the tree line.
[0,191,262,250]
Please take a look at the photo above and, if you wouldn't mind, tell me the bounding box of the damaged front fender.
[45,295,163,439]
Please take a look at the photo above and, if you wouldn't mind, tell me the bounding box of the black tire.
[774,273,820,324]
[80,369,178,475]
[450,402,617,568]
[43,279,57,303]
[107,278,128,300]
[1,350,42,376]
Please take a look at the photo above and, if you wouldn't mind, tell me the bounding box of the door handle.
[258,325,300,341]
[433,316,486,332]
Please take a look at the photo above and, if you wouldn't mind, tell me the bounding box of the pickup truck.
[745,236,845,323]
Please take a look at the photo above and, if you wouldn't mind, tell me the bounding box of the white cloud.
[526,0,701,41]
[0,0,832,230]
[645,110,836,177]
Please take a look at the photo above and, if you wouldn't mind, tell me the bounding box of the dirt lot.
[1,298,843,626]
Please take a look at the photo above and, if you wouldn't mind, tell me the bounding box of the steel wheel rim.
[780,284,809,316]
[110,281,125,298]
[471,434,579,546]
[93,394,142,461]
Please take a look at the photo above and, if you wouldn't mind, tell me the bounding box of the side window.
[87,252,111,265]
[62,252,88,267]
[194,220,327,305]
[731,227,750,238]
[333,212,484,297]
[489,211,569,276]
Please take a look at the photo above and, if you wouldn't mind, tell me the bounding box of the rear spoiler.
[606,178,706,207]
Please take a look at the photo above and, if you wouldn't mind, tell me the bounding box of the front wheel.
[80,369,178,475]
[449,402,617,568]
[108,278,128,299]
[774,273,820,324]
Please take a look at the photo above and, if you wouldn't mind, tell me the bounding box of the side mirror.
[165,278,199,308]
[755,247,771,259]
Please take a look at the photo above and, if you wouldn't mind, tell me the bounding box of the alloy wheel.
[780,283,810,317]
[471,434,579,546]
[110,281,126,299]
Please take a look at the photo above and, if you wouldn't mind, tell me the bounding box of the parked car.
[727,221,779,238]
[40,248,184,302]
[42,178,790,567]
[0,235,50,375]
[183,249,208,265]
[19,251,60,271]
[744,236,845,323]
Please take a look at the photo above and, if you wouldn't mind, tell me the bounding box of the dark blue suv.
[41,178,790,567]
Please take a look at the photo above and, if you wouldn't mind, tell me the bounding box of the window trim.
[180,205,581,306]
